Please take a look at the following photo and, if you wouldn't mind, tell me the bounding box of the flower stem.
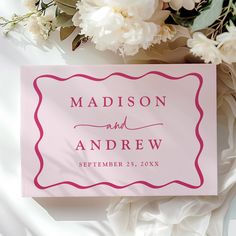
[207,0,234,39]
[0,12,35,27]
[0,0,56,33]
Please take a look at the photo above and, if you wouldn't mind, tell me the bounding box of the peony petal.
[78,0,163,56]
[125,0,158,20]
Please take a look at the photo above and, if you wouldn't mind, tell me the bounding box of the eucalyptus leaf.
[191,0,224,32]
[72,34,86,51]
[55,0,77,15]
[36,0,40,7]
[41,1,47,10]
[60,26,76,41]
[56,12,74,27]
[55,7,61,17]
[171,13,196,27]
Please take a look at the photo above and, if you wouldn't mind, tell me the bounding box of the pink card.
[21,65,217,197]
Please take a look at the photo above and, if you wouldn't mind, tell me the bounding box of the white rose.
[23,0,37,11]
[27,14,55,41]
[216,25,236,64]
[27,15,41,37]
[187,32,222,64]
[73,0,170,56]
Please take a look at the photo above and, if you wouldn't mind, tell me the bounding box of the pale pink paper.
[21,64,217,196]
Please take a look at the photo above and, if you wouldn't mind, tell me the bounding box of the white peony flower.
[23,0,37,11]
[187,32,222,64]
[27,14,55,40]
[163,0,201,10]
[216,24,236,64]
[73,0,170,56]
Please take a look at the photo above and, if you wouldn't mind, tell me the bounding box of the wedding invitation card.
[21,64,217,196]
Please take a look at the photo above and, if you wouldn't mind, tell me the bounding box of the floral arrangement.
[0,0,236,64]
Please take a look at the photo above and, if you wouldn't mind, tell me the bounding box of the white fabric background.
[0,1,236,236]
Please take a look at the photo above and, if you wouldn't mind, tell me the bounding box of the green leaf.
[56,12,74,27]
[72,34,85,51]
[55,7,61,17]
[171,13,196,27]
[35,0,40,7]
[60,26,76,40]
[41,1,47,10]
[55,0,77,15]
[191,0,224,32]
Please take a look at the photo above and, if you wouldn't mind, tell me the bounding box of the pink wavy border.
[33,71,204,190]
